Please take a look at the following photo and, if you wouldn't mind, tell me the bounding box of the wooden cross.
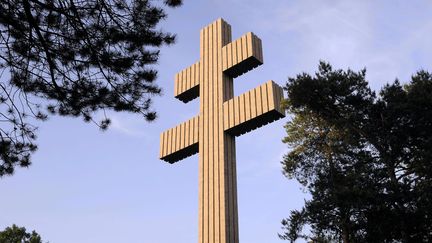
[159,19,285,243]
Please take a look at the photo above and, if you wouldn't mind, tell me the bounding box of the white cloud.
[96,113,152,138]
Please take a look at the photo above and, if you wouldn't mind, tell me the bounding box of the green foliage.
[0,0,182,176]
[280,62,432,242]
[0,224,44,243]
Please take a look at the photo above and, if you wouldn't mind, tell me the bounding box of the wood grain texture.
[160,19,285,243]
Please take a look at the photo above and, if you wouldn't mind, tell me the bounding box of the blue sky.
[1,1,432,242]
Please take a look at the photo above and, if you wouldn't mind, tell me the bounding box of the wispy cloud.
[95,112,152,138]
[234,0,432,88]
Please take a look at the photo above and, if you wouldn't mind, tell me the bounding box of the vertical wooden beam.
[198,26,204,243]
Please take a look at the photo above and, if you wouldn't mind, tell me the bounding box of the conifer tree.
[0,0,182,176]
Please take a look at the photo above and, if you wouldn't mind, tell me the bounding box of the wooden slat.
[203,24,209,243]
[250,88,257,118]
[193,116,197,144]
[166,129,171,156]
[241,35,247,64]
[257,36,263,63]
[178,70,183,94]
[171,127,176,155]
[214,19,221,243]
[239,94,245,124]
[245,91,251,121]
[164,131,168,157]
[234,96,239,126]
[188,119,193,146]
[198,27,204,243]
[236,37,242,65]
[180,122,184,149]
[262,84,269,113]
[246,32,253,57]
[278,85,284,113]
[223,102,229,130]
[227,43,232,71]
[232,39,237,66]
[186,66,190,94]
[229,99,234,128]
[267,81,275,110]
[256,85,263,116]
[208,22,215,243]
[185,120,190,147]
[253,33,259,61]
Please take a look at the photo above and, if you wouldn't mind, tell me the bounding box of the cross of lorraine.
[159,18,285,243]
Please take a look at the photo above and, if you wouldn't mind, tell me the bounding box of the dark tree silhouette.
[280,62,432,242]
[0,224,45,243]
[0,0,182,176]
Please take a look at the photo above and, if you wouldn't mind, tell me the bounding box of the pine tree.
[0,0,182,176]
[0,224,45,243]
[280,62,432,242]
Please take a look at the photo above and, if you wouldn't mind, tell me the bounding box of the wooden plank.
[223,102,229,130]
[257,36,263,63]
[179,122,184,149]
[232,139,238,243]
[241,35,247,62]
[168,128,173,155]
[198,27,204,243]
[237,38,242,65]
[179,71,184,95]
[229,99,235,128]
[256,85,263,116]
[267,81,275,111]
[209,21,215,243]
[175,123,180,151]
[170,127,175,154]
[239,94,245,124]
[278,85,284,113]
[246,32,253,57]
[245,91,251,121]
[261,84,269,113]
[191,65,195,89]
[186,66,191,93]
[230,136,236,243]
[227,43,232,71]
[191,118,195,146]
[234,96,240,126]
[214,19,221,243]
[203,24,209,243]
[166,129,171,156]
[250,88,257,118]
[253,33,259,61]
[164,131,169,157]
[185,119,190,147]
[222,46,227,71]
[195,62,201,88]
[221,20,230,243]
[191,62,199,88]
[232,40,237,66]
